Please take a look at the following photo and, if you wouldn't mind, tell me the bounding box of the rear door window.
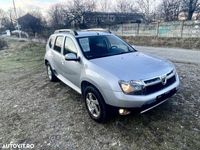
[48,36,55,48]
[53,36,64,53]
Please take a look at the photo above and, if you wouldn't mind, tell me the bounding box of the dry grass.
[0,38,8,50]
[122,36,200,50]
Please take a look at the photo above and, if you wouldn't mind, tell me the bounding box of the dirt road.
[136,46,200,64]
[0,40,200,150]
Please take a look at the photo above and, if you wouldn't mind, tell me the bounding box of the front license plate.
[157,89,176,101]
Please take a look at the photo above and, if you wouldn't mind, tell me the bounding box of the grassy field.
[123,36,200,50]
[0,39,44,73]
[0,40,199,150]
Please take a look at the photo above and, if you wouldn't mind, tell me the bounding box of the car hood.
[90,52,174,81]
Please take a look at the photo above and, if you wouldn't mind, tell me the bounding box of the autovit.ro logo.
[1,142,34,149]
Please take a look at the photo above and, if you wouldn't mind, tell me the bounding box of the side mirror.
[64,53,80,61]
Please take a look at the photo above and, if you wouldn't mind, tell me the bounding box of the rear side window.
[48,36,55,48]
[53,36,64,53]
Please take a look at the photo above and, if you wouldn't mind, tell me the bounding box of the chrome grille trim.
[143,69,175,87]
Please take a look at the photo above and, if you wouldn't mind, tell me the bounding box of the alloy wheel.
[86,92,101,118]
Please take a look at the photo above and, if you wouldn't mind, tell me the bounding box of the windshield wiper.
[88,51,134,59]
[119,51,133,54]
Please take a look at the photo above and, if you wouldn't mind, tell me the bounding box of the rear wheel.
[84,86,110,123]
[46,63,58,82]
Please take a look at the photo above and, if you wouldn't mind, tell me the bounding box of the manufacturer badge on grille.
[160,75,167,85]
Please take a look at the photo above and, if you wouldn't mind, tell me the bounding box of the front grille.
[143,75,176,95]
[144,77,160,84]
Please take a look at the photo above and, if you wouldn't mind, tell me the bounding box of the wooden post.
[156,21,160,38]
[121,22,123,35]
[137,23,140,36]
[181,20,184,38]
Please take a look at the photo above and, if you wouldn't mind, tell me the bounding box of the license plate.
[157,89,176,101]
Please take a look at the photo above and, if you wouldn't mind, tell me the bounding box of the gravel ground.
[0,40,200,150]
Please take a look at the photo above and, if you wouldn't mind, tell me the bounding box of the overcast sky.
[0,0,161,15]
[0,0,64,11]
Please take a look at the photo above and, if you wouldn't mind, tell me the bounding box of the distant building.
[17,13,42,35]
[82,12,144,27]
[18,13,38,26]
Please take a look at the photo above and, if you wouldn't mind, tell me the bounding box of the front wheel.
[84,86,110,123]
[46,63,58,82]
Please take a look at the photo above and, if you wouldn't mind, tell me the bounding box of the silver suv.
[44,29,180,122]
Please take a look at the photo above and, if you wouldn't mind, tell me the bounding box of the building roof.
[17,13,38,22]
[83,11,145,23]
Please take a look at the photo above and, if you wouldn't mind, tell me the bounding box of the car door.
[60,36,81,87]
[51,35,64,74]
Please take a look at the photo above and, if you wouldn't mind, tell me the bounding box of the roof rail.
[82,28,112,33]
[54,29,78,35]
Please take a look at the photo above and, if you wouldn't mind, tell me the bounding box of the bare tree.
[6,8,25,23]
[30,9,46,26]
[0,9,6,29]
[99,0,111,12]
[48,0,96,29]
[181,0,200,20]
[1,9,16,30]
[136,0,155,22]
[157,0,181,21]
[0,8,25,30]
[115,0,138,13]
[0,9,13,30]
[0,17,15,31]
[49,4,67,29]
[70,0,96,27]
[0,9,6,19]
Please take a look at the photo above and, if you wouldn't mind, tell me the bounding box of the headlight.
[119,80,144,95]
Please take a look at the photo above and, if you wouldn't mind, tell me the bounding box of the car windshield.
[77,35,136,59]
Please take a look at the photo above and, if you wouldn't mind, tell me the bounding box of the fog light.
[119,109,131,115]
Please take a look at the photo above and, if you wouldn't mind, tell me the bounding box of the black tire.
[46,62,58,82]
[83,86,110,123]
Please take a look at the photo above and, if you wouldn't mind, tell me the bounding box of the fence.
[109,20,200,38]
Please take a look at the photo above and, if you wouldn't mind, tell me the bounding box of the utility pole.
[12,0,21,38]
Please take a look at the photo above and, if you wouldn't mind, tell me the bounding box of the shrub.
[0,39,8,50]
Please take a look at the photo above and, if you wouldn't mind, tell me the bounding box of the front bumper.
[103,75,180,109]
